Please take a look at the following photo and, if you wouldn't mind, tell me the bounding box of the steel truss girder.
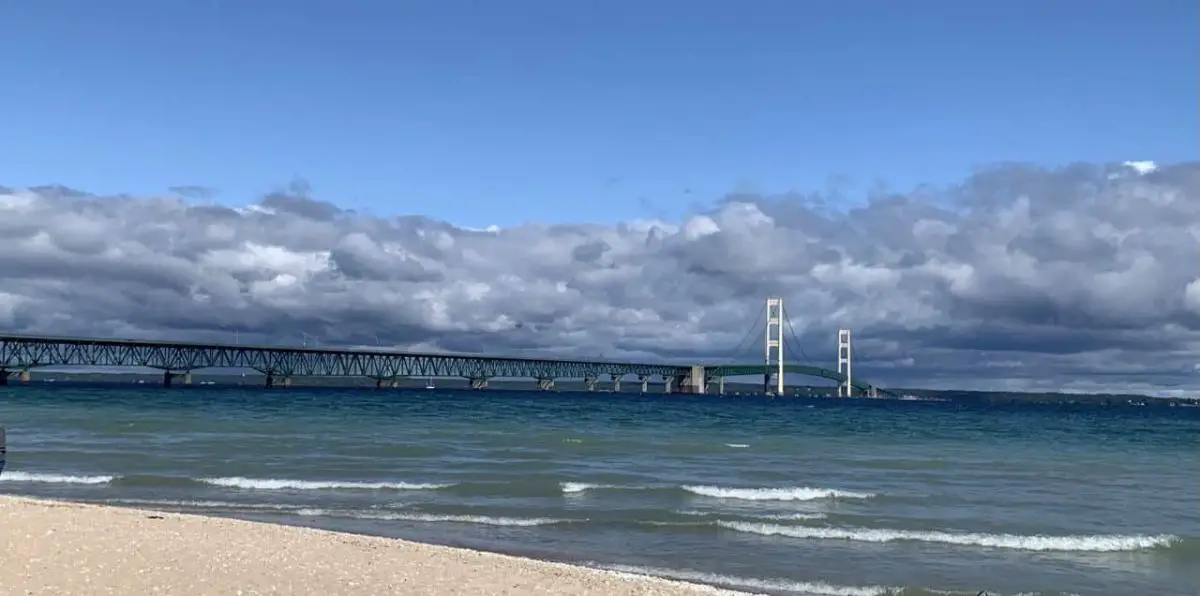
[0,336,687,381]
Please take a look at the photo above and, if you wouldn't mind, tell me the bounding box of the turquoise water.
[1,385,1197,596]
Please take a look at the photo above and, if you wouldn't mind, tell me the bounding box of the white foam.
[718,521,1179,552]
[683,485,875,501]
[602,564,895,596]
[198,477,453,491]
[108,498,300,511]
[560,482,628,494]
[0,471,114,485]
[757,512,828,521]
[724,444,750,448]
[677,510,827,522]
[296,508,563,527]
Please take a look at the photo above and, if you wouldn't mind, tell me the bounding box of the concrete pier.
[610,374,621,392]
[18,370,30,383]
[536,378,554,391]
[687,365,706,394]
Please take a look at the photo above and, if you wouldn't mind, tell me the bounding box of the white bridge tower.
[837,328,852,397]
[764,297,785,395]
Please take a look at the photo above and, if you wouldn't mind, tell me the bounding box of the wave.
[0,471,114,484]
[678,510,827,522]
[0,471,455,491]
[295,508,567,527]
[684,485,876,501]
[106,498,305,511]
[197,477,454,491]
[718,521,1179,552]
[600,564,896,596]
[560,482,637,494]
[724,444,750,449]
[559,482,876,502]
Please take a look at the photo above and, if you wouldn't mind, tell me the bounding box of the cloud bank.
[1,160,1198,394]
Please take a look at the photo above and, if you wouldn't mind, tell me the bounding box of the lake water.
[1,384,1197,596]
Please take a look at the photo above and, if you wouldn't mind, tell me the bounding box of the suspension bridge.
[0,297,890,397]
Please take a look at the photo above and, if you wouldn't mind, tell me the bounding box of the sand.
[0,495,740,596]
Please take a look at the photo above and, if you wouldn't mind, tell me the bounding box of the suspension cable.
[723,303,766,364]
[780,304,813,364]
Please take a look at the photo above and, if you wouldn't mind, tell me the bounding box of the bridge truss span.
[0,334,689,389]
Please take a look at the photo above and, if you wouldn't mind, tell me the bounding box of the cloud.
[1,161,1199,394]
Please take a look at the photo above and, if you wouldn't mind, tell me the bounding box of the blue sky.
[2,0,1196,227]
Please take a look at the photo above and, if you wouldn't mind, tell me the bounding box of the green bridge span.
[0,334,890,396]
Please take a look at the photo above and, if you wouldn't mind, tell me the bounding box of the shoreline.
[0,495,748,596]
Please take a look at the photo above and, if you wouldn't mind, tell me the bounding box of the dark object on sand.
[0,425,6,477]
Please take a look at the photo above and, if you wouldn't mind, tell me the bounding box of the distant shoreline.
[5,372,1198,407]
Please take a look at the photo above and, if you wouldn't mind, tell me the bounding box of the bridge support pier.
[663,377,674,394]
[702,376,720,395]
[685,366,705,394]
[584,376,597,392]
[0,370,7,386]
[610,374,621,392]
[18,370,29,383]
[374,377,397,388]
[469,377,489,390]
[536,377,554,391]
[638,376,648,393]
[163,371,192,387]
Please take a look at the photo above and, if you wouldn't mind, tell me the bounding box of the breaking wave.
[295,508,568,527]
[0,471,115,484]
[718,521,1179,552]
[600,564,897,596]
[198,476,453,491]
[0,471,454,491]
[559,482,875,501]
[683,485,876,501]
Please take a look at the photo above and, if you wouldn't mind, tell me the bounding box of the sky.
[1,1,1198,394]
[2,0,1196,226]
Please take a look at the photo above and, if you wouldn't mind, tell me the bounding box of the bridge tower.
[837,328,852,397]
[764,296,785,395]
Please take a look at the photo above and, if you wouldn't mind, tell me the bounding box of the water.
[1,385,1197,596]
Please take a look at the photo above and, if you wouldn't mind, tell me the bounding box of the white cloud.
[0,161,1198,393]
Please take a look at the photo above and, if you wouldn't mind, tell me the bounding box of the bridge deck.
[0,334,886,393]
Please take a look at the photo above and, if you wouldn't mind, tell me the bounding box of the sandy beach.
[0,495,737,596]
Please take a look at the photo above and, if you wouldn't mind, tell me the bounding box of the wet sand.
[0,495,740,595]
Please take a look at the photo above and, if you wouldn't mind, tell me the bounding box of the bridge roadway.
[0,334,887,396]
